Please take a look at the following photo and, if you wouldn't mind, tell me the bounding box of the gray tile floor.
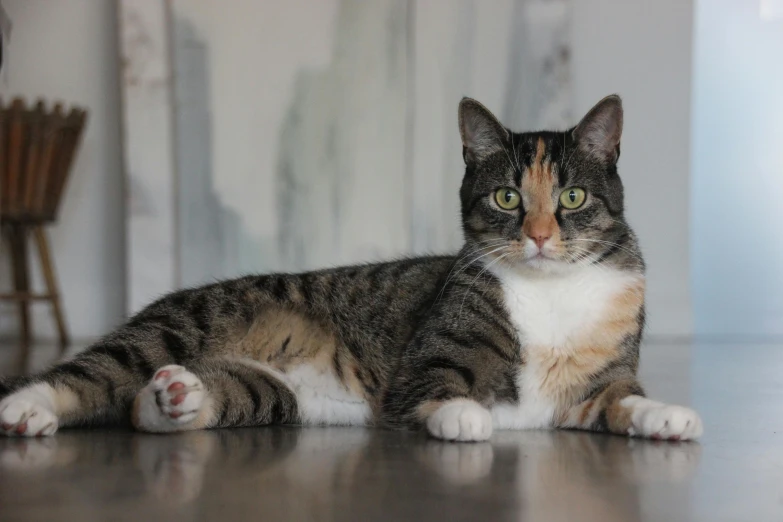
[0,341,781,521]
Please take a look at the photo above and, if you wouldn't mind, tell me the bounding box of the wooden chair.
[0,97,88,371]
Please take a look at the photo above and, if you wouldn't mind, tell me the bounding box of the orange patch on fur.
[535,344,620,403]
[521,138,560,242]
[528,277,646,418]
[577,399,595,425]
[228,307,336,367]
[226,307,369,401]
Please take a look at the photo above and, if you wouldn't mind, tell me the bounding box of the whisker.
[510,134,523,174]
[561,139,579,175]
[434,241,507,294]
[500,143,518,176]
[458,252,510,321]
[433,243,510,304]
[564,245,613,275]
[570,238,643,261]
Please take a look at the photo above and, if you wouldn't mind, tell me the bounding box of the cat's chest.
[491,265,639,349]
[489,264,643,430]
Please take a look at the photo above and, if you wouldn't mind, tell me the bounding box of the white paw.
[622,396,703,441]
[426,399,493,442]
[0,385,59,437]
[134,365,206,433]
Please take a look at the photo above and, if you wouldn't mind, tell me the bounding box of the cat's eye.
[559,187,586,209]
[495,188,521,210]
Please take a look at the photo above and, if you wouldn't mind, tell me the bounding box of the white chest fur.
[488,263,643,430]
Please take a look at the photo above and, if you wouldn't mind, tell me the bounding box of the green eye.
[559,187,586,209]
[495,188,521,210]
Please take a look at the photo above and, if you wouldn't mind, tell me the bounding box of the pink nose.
[532,236,550,249]
[527,229,552,249]
[522,215,555,250]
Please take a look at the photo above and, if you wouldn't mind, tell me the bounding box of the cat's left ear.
[458,98,509,165]
[573,94,623,164]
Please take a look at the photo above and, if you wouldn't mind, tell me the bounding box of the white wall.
[0,0,695,342]
[691,0,783,338]
[0,0,125,341]
[572,0,695,338]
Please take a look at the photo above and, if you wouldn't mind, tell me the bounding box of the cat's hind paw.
[133,365,211,433]
[426,399,493,442]
[0,385,59,437]
[622,396,703,441]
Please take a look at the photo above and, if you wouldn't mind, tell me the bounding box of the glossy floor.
[0,342,781,522]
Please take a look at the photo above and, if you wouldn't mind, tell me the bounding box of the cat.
[0,95,703,442]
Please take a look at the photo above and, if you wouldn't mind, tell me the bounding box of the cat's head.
[457,95,643,273]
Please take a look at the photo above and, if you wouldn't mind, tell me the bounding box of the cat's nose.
[522,214,556,249]
[525,223,552,248]
[529,233,551,249]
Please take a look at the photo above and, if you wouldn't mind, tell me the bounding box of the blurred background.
[0,0,781,363]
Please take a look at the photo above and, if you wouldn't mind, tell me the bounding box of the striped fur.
[0,95,702,441]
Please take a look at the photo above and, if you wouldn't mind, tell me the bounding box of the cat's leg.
[0,337,167,437]
[422,399,493,442]
[382,359,503,443]
[132,358,298,433]
[558,379,703,441]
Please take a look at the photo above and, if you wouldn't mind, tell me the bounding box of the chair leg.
[7,223,32,373]
[33,226,69,354]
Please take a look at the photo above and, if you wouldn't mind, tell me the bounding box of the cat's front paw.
[132,365,210,433]
[426,399,493,442]
[621,396,703,441]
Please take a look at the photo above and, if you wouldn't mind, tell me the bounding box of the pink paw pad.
[167,381,188,406]
[167,382,185,392]
[144,365,205,427]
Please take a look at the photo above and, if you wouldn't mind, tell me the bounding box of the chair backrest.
[0,97,88,222]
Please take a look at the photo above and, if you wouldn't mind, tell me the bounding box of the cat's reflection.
[493,431,702,521]
[0,436,78,471]
[415,440,495,485]
[0,428,701,520]
[133,430,218,504]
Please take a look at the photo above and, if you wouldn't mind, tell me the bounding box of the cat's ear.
[573,94,623,164]
[458,98,509,165]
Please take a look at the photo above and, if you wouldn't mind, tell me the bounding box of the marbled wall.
[121,0,571,312]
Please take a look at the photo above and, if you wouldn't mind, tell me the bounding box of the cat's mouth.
[526,252,557,265]
[524,245,558,262]
[483,240,567,270]
[517,243,573,269]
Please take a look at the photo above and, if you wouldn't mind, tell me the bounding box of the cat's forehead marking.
[521,137,556,213]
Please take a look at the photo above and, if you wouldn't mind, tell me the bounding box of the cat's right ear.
[458,98,509,165]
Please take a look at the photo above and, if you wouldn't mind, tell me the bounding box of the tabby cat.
[0,95,702,441]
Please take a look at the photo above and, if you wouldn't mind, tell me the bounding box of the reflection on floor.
[0,342,781,522]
